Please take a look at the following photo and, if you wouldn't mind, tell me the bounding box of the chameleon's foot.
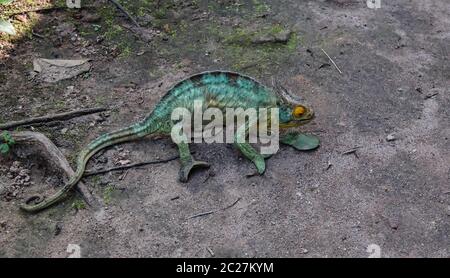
[179,160,210,182]
[252,156,266,175]
[262,153,273,159]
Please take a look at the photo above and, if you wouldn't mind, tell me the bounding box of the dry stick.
[83,154,180,177]
[206,247,215,257]
[6,6,67,16]
[342,146,361,159]
[341,146,361,155]
[0,107,107,130]
[186,197,242,220]
[6,5,97,17]
[108,0,140,28]
[9,131,97,207]
[320,48,343,74]
[31,30,45,39]
[186,210,215,219]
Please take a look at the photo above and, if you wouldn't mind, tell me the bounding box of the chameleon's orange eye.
[293,106,305,118]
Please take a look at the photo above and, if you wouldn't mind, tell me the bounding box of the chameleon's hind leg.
[233,120,266,174]
[175,136,210,182]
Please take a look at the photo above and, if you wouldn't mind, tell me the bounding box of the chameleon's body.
[21,71,314,212]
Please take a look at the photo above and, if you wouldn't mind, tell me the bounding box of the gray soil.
[0,0,449,257]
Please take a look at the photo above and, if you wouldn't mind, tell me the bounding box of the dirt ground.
[0,0,449,258]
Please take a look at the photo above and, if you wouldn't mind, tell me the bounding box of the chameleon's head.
[275,84,315,128]
[279,104,314,128]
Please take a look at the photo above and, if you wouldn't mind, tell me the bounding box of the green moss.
[223,24,292,46]
[51,99,66,110]
[90,175,101,185]
[286,33,299,51]
[223,27,253,45]
[118,44,132,58]
[95,95,107,106]
[154,6,168,19]
[71,199,86,210]
[103,184,116,205]
[252,0,270,15]
[96,4,138,56]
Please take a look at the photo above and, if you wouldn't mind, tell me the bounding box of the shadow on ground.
[0,0,449,257]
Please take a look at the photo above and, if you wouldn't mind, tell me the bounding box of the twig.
[118,169,128,180]
[7,6,67,16]
[8,131,98,207]
[31,30,45,39]
[186,210,215,220]
[202,170,215,183]
[246,171,259,178]
[0,107,107,130]
[424,92,439,99]
[342,146,361,158]
[6,5,97,17]
[186,197,242,220]
[83,154,179,177]
[206,247,215,257]
[222,197,242,211]
[108,0,140,28]
[320,48,343,74]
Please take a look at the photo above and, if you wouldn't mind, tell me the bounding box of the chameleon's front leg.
[175,135,210,182]
[233,120,266,174]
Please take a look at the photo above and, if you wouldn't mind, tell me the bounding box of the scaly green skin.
[21,71,314,213]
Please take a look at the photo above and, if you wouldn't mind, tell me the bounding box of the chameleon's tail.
[20,119,158,213]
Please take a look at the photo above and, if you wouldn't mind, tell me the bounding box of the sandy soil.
[0,0,449,257]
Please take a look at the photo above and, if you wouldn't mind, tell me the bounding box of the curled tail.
[21,118,158,213]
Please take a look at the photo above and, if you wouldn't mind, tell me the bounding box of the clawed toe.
[179,160,210,182]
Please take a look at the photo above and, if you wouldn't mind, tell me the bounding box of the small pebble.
[310,183,320,191]
[54,224,62,236]
[386,134,396,142]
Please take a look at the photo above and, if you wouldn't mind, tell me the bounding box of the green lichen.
[96,4,138,56]
[103,184,116,205]
[286,33,299,51]
[71,199,86,210]
[90,175,101,186]
[252,0,271,15]
[0,131,15,155]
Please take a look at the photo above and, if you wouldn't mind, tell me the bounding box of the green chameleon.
[21,71,318,212]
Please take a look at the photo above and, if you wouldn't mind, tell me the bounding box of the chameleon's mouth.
[280,109,315,128]
[279,118,313,128]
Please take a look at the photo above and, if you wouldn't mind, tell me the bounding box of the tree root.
[0,107,107,130]
[7,131,98,208]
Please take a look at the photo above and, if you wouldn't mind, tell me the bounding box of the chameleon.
[20,70,316,212]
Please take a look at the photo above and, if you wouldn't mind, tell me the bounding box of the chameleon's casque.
[21,71,315,212]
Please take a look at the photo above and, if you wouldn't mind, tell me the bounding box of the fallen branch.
[8,131,98,207]
[186,210,215,219]
[31,30,45,39]
[83,154,179,177]
[108,0,140,28]
[206,247,215,257]
[6,5,96,17]
[7,6,67,17]
[320,48,343,74]
[341,146,361,155]
[0,107,107,130]
[341,146,361,158]
[186,197,242,220]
